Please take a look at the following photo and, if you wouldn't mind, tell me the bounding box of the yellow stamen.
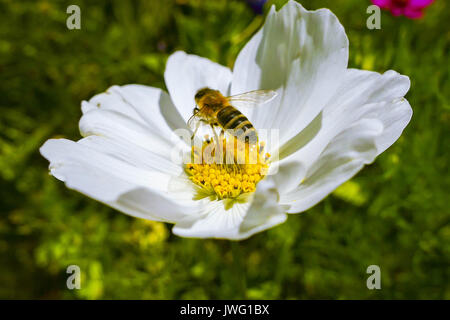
[185,136,269,200]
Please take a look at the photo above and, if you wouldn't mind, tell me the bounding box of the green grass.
[0,0,448,299]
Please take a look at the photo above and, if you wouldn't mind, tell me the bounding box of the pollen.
[185,136,269,199]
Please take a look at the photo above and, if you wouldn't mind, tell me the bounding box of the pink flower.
[371,0,434,19]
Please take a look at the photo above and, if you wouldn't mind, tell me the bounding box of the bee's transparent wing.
[227,90,277,109]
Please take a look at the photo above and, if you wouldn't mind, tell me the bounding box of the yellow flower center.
[185,136,270,200]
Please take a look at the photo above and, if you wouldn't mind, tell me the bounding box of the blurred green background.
[0,0,448,299]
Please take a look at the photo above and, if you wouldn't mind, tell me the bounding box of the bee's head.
[194,87,220,106]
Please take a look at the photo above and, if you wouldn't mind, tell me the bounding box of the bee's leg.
[191,121,201,141]
[190,122,202,163]
[209,124,219,143]
[220,128,230,166]
[210,124,222,164]
[218,127,226,154]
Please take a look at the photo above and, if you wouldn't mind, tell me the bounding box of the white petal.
[277,69,411,193]
[80,108,175,160]
[112,187,201,223]
[172,178,288,240]
[238,178,289,238]
[371,99,412,154]
[164,51,233,122]
[172,201,248,239]
[268,160,305,195]
[81,85,187,152]
[40,138,200,224]
[40,139,172,201]
[81,87,143,124]
[280,119,383,213]
[232,0,349,147]
[78,135,181,176]
[110,85,188,137]
[41,83,198,224]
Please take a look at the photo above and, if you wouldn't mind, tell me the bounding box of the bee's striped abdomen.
[217,106,258,144]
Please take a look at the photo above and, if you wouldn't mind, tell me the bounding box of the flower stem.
[231,241,247,299]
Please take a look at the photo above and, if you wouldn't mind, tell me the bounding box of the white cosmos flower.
[40,1,412,240]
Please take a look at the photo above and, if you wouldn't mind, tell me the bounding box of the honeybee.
[188,87,277,145]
